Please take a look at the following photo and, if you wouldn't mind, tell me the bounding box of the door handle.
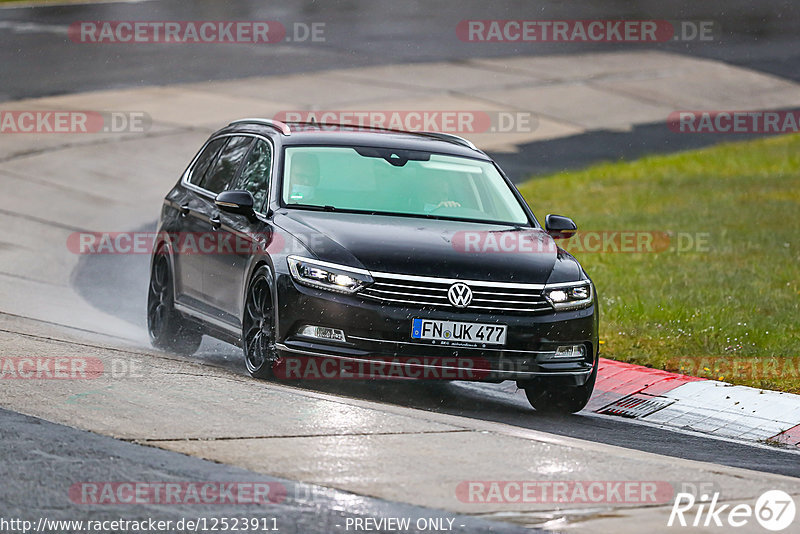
[178,204,190,216]
[209,216,221,230]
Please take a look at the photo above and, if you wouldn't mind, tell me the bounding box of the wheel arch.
[242,255,279,333]
[150,236,177,297]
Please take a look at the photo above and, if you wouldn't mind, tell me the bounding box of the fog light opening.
[554,345,586,359]
[298,325,347,342]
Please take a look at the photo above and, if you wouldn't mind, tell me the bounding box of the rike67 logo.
[669,490,796,531]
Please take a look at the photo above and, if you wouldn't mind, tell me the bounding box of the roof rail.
[279,121,478,150]
[284,120,402,135]
[228,118,291,135]
[420,131,478,150]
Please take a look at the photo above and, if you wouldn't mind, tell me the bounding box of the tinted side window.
[199,136,253,194]
[234,139,272,212]
[189,137,226,185]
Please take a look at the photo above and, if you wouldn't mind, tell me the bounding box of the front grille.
[360,273,553,313]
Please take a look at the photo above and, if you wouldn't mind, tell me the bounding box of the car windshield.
[281,146,530,225]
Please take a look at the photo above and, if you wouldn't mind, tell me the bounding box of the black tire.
[147,252,202,356]
[523,364,597,414]
[242,266,279,378]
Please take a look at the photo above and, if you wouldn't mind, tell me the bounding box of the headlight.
[544,281,593,310]
[287,256,373,294]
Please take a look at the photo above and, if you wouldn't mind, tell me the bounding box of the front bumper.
[275,274,598,383]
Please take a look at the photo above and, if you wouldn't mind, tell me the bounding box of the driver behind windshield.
[287,153,320,203]
[422,178,462,213]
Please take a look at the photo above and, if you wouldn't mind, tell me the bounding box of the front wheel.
[147,253,202,356]
[242,266,279,378]
[523,364,597,414]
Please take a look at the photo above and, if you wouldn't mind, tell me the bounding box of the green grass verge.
[518,134,800,393]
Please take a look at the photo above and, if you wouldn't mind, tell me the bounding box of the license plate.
[411,318,507,346]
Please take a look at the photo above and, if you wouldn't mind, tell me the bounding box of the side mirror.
[215,190,255,217]
[545,214,577,239]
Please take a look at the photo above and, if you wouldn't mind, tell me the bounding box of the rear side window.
[198,136,253,194]
[233,139,272,212]
[188,137,226,186]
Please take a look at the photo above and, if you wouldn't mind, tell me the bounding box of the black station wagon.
[147,119,599,413]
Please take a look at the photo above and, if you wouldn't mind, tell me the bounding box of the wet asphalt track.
[71,240,800,480]
[0,408,535,533]
[3,1,800,529]
[34,0,798,480]
[2,0,800,175]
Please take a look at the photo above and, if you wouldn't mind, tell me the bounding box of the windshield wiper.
[290,204,337,212]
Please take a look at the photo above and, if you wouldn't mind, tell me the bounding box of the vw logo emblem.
[447,282,473,308]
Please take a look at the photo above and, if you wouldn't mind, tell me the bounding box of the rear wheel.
[523,364,597,414]
[242,266,279,378]
[147,253,202,356]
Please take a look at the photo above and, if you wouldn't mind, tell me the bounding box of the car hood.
[274,210,584,285]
